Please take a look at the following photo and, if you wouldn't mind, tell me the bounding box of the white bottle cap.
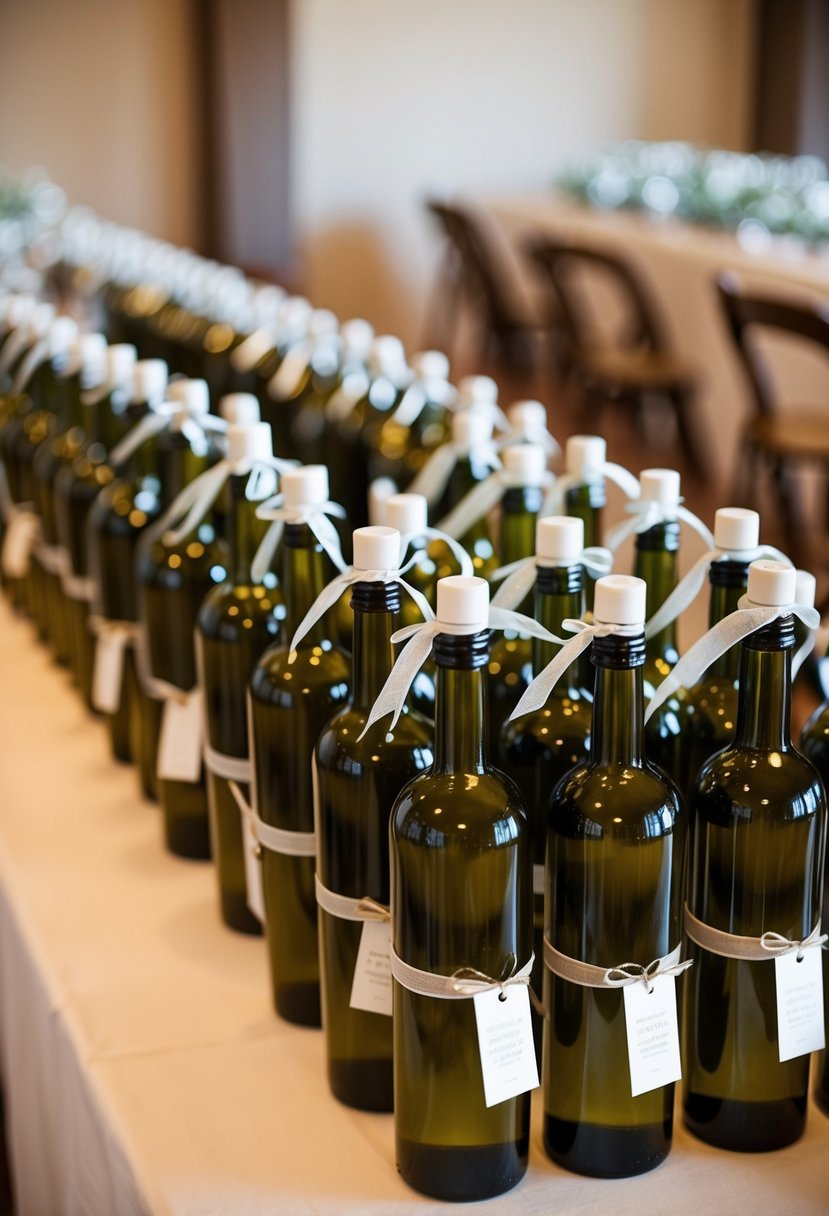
[566,434,606,478]
[713,507,760,552]
[281,464,329,509]
[508,399,547,431]
[411,350,450,381]
[385,492,428,535]
[106,344,137,388]
[29,302,56,339]
[76,332,107,375]
[368,477,397,525]
[369,335,407,377]
[746,559,796,607]
[639,468,681,507]
[47,316,79,358]
[436,574,489,627]
[451,409,494,448]
[340,318,374,360]
[132,359,168,405]
[456,374,498,406]
[794,569,817,609]
[252,284,285,324]
[537,515,584,562]
[219,393,260,425]
[594,574,647,626]
[278,296,313,338]
[226,421,273,465]
[167,378,210,416]
[308,308,339,339]
[502,443,547,486]
[5,296,36,330]
[353,525,401,572]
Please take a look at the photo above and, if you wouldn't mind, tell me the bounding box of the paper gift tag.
[472,985,539,1108]
[240,794,265,924]
[623,974,683,1098]
[156,691,203,783]
[775,948,825,1063]
[350,921,393,1017]
[2,510,40,578]
[92,629,129,714]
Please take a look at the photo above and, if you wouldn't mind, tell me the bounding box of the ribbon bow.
[287,553,434,660]
[360,607,567,738]
[389,377,456,427]
[491,547,613,611]
[644,543,791,639]
[436,465,554,541]
[604,496,715,554]
[407,437,501,509]
[604,954,693,993]
[510,618,643,720]
[450,955,534,998]
[398,526,474,578]
[108,400,228,470]
[501,422,560,459]
[251,495,347,585]
[541,460,640,516]
[644,594,820,723]
[157,454,297,548]
[760,924,827,959]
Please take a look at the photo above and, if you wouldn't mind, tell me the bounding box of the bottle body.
[800,696,829,1114]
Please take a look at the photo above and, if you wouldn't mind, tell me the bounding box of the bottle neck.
[500,485,542,565]
[564,480,604,547]
[432,630,490,774]
[282,522,329,641]
[534,564,589,689]
[708,560,749,679]
[228,474,269,585]
[350,581,400,709]
[634,521,679,655]
[589,633,646,766]
[735,616,794,751]
[160,436,209,509]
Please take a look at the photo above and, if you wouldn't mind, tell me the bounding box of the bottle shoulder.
[392,765,528,845]
[316,705,433,769]
[550,760,682,839]
[502,695,592,748]
[137,534,228,589]
[250,639,350,699]
[197,581,284,639]
[693,743,825,822]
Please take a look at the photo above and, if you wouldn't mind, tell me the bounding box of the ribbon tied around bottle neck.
[398,526,474,578]
[644,593,820,723]
[108,400,229,470]
[388,377,456,428]
[541,460,640,517]
[436,465,555,540]
[251,494,347,585]
[604,496,714,554]
[491,546,613,611]
[157,453,298,548]
[510,617,642,720]
[407,437,501,509]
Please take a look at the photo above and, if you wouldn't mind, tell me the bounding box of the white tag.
[2,510,40,577]
[241,799,265,923]
[156,691,203,783]
[268,341,311,401]
[349,921,393,1017]
[622,974,683,1098]
[472,985,539,1108]
[774,948,825,1063]
[91,628,129,714]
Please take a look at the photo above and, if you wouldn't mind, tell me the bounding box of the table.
[0,598,827,1214]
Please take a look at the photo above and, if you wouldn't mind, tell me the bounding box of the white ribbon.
[62,569,95,602]
[288,556,434,660]
[501,423,560,458]
[314,875,390,922]
[360,607,567,738]
[1,504,40,578]
[11,337,48,395]
[203,744,252,784]
[388,377,455,427]
[250,496,347,585]
[792,626,817,682]
[0,326,36,378]
[491,547,613,611]
[644,595,821,723]
[604,497,714,554]
[398,526,474,578]
[34,541,68,577]
[390,946,535,1001]
[158,454,296,547]
[108,400,228,470]
[644,544,792,640]
[511,618,641,719]
[541,461,640,516]
[324,370,370,423]
[228,779,316,857]
[436,466,554,540]
[407,439,501,510]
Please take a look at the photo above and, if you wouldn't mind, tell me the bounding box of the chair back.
[427,200,522,330]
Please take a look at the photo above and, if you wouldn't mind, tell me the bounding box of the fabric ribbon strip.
[391,946,535,1001]
[532,864,545,898]
[684,906,826,962]
[314,876,390,922]
[203,744,252,785]
[435,467,554,541]
[491,547,613,611]
[250,496,347,585]
[62,569,96,603]
[792,612,818,681]
[10,336,48,394]
[644,543,791,640]
[541,461,640,516]
[360,608,568,737]
[157,454,297,548]
[604,497,715,554]
[108,400,228,470]
[398,526,474,578]
[510,619,642,720]
[644,594,820,723]
[389,377,456,427]
[227,779,316,857]
[407,439,501,509]
[34,542,69,577]
[544,938,692,993]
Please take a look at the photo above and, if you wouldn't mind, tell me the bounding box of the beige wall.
[0,0,201,247]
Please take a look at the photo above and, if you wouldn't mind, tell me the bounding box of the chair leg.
[667,385,707,480]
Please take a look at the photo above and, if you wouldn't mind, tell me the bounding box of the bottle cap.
[411,350,450,381]
[502,443,547,486]
[226,421,273,465]
[219,393,260,425]
[746,559,796,607]
[566,434,605,477]
[594,574,647,625]
[5,296,36,331]
[167,378,209,415]
[369,335,407,377]
[537,515,584,562]
[28,302,56,340]
[106,344,137,388]
[47,316,79,357]
[437,574,489,626]
[340,318,374,359]
[451,409,494,448]
[713,507,759,552]
[385,492,428,535]
[794,569,817,609]
[508,399,547,431]
[353,525,401,572]
[74,332,107,379]
[456,374,498,406]
[367,477,397,525]
[639,468,681,507]
[252,284,285,324]
[281,464,329,508]
[132,359,168,405]
[278,296,313,338]
[308,308,338,339]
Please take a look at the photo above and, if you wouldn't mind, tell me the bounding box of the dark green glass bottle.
[293,318,373,468]
[196,422,283,934]
[800,685,829,1116]
[373,350,452,490]
[559,434,608,549]
[391,575,532,1202]
[428,408,500,532]
[249,465,350,1024]
[315,526,433,1109]
[543,574,684,1178]
[683,561,825,1151]
[265,308,338,460]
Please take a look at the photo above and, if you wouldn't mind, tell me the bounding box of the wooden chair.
[717,272,829,573]
[526,237,705,476]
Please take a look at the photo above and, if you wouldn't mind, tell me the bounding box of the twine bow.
[644,594,820,723]
[760,924,827,960]
[156,454,296,548]
[108,399,228,469]
[407,437,501,509]
[510,618,642,719]
[436,465,555,540]
[541,460,640,516]
[604,497,715,554]
[251,495,347,585]
[491,546,613,611]
[604,955,694,994]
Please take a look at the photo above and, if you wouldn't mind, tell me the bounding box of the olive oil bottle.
[800,678,829,1115]
[370,349,454,489]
